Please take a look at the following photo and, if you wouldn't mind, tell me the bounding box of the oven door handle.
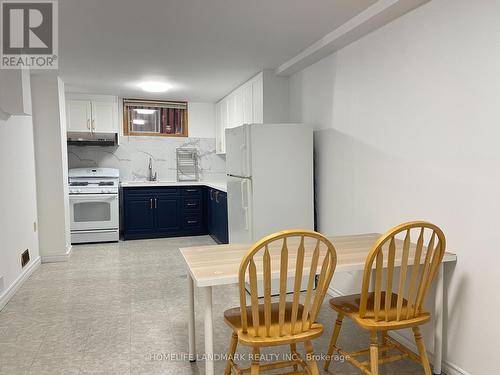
[69,194,117,201]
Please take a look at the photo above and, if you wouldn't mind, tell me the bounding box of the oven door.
[69,194,119,231]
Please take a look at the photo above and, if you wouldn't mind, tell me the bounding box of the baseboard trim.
[0,256,41,311]
[326,288,470,375]
[41,244,72,263]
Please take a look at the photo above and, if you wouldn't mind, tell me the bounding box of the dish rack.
[176,148,199,181]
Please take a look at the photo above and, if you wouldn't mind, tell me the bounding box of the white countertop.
[120,180,227,192]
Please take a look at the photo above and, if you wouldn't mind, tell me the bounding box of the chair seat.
[330,292,431,330]
[224,302,324,346]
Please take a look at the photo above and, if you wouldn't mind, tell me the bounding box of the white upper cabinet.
[226,94,236,129]
[92,101,117,133]
[242,82,253,124]
[230,87,243,129]
[215,97,228,154]
[66,94,118,134]
[252,76,263,123]
[215,99,222,153]
[67,100,92,132]
[215,71,289,154]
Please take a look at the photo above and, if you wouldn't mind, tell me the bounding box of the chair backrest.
[359,221,446,322]
[238,230,337,338]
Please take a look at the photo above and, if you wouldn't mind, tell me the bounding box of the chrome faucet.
[148,157,158,181]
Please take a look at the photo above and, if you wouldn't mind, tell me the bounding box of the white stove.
[68,168,120,244]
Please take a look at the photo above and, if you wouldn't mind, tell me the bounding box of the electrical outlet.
[21,249,30,268]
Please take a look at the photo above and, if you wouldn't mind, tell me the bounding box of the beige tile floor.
[0,236,430,374]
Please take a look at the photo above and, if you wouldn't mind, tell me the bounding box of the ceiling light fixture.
[138,81,171,93]
[134,109,156,115]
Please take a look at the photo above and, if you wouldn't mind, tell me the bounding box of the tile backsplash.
[68,136,226,182]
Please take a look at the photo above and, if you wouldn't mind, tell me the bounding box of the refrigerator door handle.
[241,179,249,230]
[241,179,249,208]
[243,207,249,230]
[240,143,247,177]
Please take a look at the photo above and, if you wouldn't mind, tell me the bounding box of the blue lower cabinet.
[123,186,208,240]
[206,188,229,244]
[219,192,229,244]
[207,188,216,235]
[155,195,182,232]
[123,195,155,236]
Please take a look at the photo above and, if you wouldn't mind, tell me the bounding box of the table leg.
[204,286,215,375]
[433,262,444,374]
[188,273,196,362]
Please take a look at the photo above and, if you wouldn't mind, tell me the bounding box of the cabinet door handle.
[215,191,220,203]
[154,198,157,209]
[150,198,153,209]
[209,189,214,200]
[186,189,198,192]
[87,119,91,129]
[92,119,95,131]
[187,203,197,207]
[187,220,198,224]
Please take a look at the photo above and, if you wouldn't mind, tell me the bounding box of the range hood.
[67,132,118,146]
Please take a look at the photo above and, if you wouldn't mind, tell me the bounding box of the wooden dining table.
[180,232,457,375]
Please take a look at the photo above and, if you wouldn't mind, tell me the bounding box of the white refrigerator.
[226,123,314,244]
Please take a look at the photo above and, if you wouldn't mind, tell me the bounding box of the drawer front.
[182,186,202,196]
[183,214,203,229]
[183,197,201,211]
[123,187,154,197]
[124,187,180,196]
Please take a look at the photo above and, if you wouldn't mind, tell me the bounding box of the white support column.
[204,286,215,375]
[433,262,444,374]
[187,273,196,362]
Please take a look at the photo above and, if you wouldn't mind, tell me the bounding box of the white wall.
[32,75,71,262]
[188,102,216,138]
[0,77,40,309]
[289,0,498,374]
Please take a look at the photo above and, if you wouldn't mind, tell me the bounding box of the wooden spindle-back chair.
[223,229,337,374]
[324,221,446,375]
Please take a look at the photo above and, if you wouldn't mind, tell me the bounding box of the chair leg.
[225,333,238,375]
[251,347,260,375]
[304,340,320,375]
[370,331,379,375]
[290,343,298,371]
[324,313,344,371]
[413,326,432,375]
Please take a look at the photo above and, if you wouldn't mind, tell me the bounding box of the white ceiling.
[59,0,377,102]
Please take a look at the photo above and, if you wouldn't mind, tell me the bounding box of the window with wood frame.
[123,99,188,137]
